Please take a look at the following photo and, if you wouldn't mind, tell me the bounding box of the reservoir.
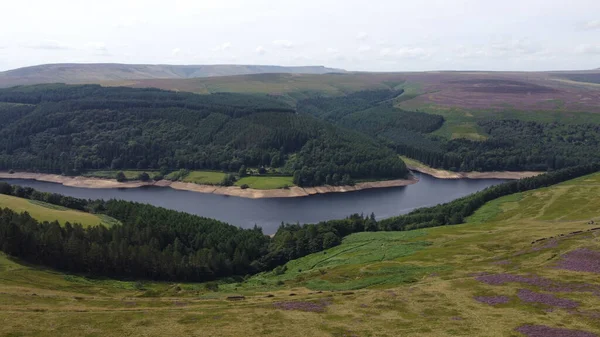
[1,173,505,234]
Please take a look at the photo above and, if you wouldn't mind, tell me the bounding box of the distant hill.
[0,63,345,88]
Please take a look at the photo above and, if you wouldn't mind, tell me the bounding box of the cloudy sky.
[0,0,598,72]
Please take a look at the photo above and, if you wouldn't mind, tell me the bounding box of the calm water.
[1,173,505,234]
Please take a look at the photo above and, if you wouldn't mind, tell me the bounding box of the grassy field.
[0,173,599,336]
[179,171,227,185]
[235,176,294,190]
[83,170,159,180]
[0,194,119,227]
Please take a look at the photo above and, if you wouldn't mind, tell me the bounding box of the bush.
[273,265,287,275]
[8,169,14,174]
[240,184,249,189]
[153,174,164,181]
[221,174,237,186]
[204,282,219,292]
[138,172,150,182]
[115,171,127,182]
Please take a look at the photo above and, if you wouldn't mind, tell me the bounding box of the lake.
[1,173,505,234]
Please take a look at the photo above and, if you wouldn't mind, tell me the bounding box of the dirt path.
[0,172,419,199]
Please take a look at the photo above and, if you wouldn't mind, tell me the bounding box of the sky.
[0,0,599,72]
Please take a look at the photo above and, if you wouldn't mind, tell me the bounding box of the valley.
[0,170,598,336]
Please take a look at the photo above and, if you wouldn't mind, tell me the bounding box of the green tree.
[238,165,247,177]
[116,171,127,182]
[138,172,150,182]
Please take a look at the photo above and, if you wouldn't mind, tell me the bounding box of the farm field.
[235,176,294,190]
[0,194,119,227]
[0,173,598,336]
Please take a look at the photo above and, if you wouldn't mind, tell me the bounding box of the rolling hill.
[0,63,345,88]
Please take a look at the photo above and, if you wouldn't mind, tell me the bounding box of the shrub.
[273,265,287,275]
[153,174,164,181]
[204,282,219,292]
[138,172,150,182]
[116,171,127,182]
[240,184,249,189]
[8,169,14,174]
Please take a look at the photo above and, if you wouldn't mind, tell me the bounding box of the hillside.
[0,84,408,186]
[0,169,598,336]
[0,63,345,88]
[114,70,600,112]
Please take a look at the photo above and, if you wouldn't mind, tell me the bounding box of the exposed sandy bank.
[0,172,419,199]
[405,164,543,180]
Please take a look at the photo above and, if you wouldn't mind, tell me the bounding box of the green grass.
[180,171,227,185]
[400,103,600,141]
[0,194,119,227]
[83,170,158,180]
[235,176,294,189]
[1,173,600,336]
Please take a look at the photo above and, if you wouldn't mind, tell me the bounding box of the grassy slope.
[0,194,119,227]
[0,173,599,336]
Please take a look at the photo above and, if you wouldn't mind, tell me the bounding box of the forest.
[0,84,408,186]
[1,163,598,281]
[297,90,600,172]
[0,181,375,280]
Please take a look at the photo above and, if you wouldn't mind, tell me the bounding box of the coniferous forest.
[0,84,408,187]
[297,90,600,172]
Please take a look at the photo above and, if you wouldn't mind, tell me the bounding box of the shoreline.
[0,172,419,199]
[405,164,544,180]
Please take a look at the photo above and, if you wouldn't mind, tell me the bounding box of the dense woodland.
[1,164,598,281]
[0,85,408,186]
[298,90,600,172]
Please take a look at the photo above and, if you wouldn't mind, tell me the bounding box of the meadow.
[235,176,294,189]
[0,173,599,336]
[0,194,119,227]
[179,171,227,185]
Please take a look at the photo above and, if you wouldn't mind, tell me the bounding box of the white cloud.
[582,20,600,30]
[326,47,339,54]
[575,44,600,55]
[255,46,266,55]
[272,40,294,49]
[379,48,392,57]
[356,32,368,41]
[358,45,371,53]
[26,40,71,50]
[211,42,232,52]
[171,48,181,56]
[84,42,110,56]
[114,16,147,28]
[396,47,429,59]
